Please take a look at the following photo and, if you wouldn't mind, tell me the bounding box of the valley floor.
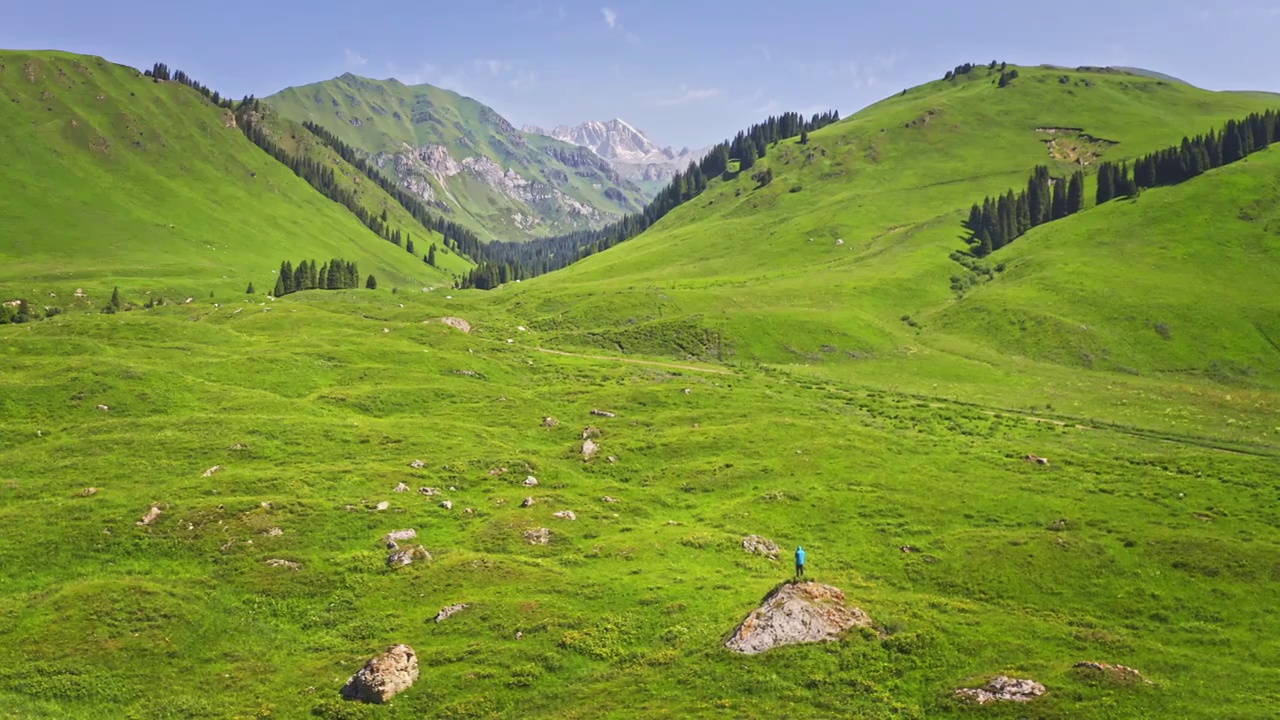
[1,291,1277,719]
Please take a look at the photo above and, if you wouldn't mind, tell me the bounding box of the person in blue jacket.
[795,546,806,579]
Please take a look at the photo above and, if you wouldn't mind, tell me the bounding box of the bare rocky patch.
[726,582,873,654]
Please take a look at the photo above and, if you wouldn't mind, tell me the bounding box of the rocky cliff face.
[524,118,708,190]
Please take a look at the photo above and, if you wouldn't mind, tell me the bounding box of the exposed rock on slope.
[954,676,1046,704]
[341,644,419,703]
[725,582,873,654]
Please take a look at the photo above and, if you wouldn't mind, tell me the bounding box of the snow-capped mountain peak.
[524,118,710,191]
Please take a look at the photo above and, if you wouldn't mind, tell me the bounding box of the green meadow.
[1,56,1278,718]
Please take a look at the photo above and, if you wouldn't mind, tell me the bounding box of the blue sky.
[4,0,1278,148]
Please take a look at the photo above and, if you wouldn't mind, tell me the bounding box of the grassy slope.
[0,291,1276,719]
[495,65,1280,445]
[0,51,465,301]
[255,106,473,280]
[267,74,647,239]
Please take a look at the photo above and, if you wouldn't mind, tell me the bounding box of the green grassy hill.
[494,64,1280,443]
[2,57,1279,720]
[267,74,649,240]
[0,50,466,304]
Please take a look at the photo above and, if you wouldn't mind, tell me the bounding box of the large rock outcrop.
[341,644,419,703]
[725,582,872,655]
[954,676,1046,704]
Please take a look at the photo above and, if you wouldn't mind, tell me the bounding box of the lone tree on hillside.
[365,274,378,290]
[800,130,809,144]
[245,282,255,294]
[406,238,415,255]
[427,244,437,267]
[103,287,122,314]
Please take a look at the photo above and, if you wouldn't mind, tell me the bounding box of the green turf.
[266,74,648,240]
[1,57,1278,719]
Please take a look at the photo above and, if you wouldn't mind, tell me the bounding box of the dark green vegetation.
[2,55,1279,718]
[267,74,648,240]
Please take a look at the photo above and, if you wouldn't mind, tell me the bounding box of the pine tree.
[1051,178,1067,220]
[245,282,255,294]
[740,140,757,171]
[366,275,377,290]
[967,204,982,232]
[293,262,307,293]
[1096,163,1115,205]
[318,263,329,289]
[1067,172,1085,214]
[1015,191,1031,235]
[406,238,415,255]
[427,245,437,267]
[307,260,319,290]
[272,274,286,298]
[103,286,122,314]
[800,130,809,144]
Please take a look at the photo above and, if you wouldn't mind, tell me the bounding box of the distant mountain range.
[267,75,649,241]
[523,119,708,190]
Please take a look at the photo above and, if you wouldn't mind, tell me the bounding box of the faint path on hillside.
[533,347,734,375]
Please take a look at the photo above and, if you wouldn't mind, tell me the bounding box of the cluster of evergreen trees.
[270,259,361,297]
[145,63,235,109]
[1097,110,1280,204]
[967,167,1086,256]
[458,110,840,289]
[997,69,1020,88]
[944,61,1006,81]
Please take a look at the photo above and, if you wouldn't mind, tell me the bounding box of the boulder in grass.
[341,645,419,703]
[954,676,1046,704]
[725,582,873,655]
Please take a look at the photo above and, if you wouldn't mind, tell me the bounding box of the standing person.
[795,546,806,579]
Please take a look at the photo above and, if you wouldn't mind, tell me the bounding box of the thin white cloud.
[343,49,369,69]
[602,7,618,28]
[759,46,773,63]
[659,83,721,106]
[475,59,514,76]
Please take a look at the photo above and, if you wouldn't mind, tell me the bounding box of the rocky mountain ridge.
[523,118,708,189]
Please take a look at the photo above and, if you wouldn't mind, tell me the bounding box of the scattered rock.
[515,631,524,640]
[602,496,619,504]
[440,500,453,510]
[96,404,110,412]
[521,497,536,508]
[80,487,98,497]
[263,527,283,537]
[582,439,599,459]
[725,582,873,655]
[541,416,559,428]
[523,476,539,487]
[590,409,616,418]
[553,510,577,521]
[488,466,507,476]
[607,456,618,464]
[265,559,300,570]
[387,546,432,567]
[409,459,425,469]
[384,529,417,543]
[900,545,920,553]
[340,644,419,704]
[464,508,475,515]
[386,541,399,551]
[523,527,551,545]
[419,487,439,496]
[954,676,1046,704]
[375,501,390,511]
[202,465,223,478]
[439,317,472,333]
[581,426,602,439]
[260,501,273,509]
[742,535,780,559]
[683,388,692,395]
[434,603,469,623]
[1025,454,1050,466]
[455,370,479,377]
[393,483,410,493]
[1072,662,1149,684]
[1049,518,1068,531]
[137,506,162,526]
[229,443,249,451]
